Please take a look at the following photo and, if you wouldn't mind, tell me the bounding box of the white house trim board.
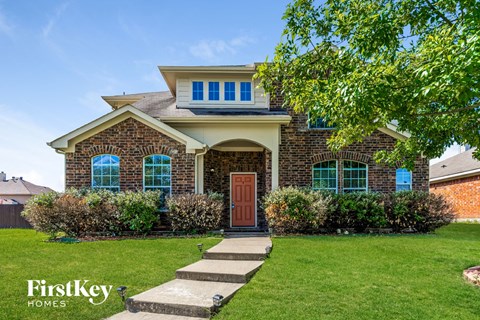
[48,105,205,153]
[430,168,480,183]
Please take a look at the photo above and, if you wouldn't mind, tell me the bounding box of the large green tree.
[257,0,480,168]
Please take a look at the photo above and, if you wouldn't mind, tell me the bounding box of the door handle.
[231,202,235,209]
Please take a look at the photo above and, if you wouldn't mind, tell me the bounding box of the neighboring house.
[430,148,480,220]
[48,64,429,230]
[0,172,54,204]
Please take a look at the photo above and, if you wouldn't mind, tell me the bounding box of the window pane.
[209,81,219,100]
[224,82,235,101]
[343,160,367,193]
[396,168,412,191]
[308,112,336,129]
[192,81,203,100]
[240,82,251,101]
[313,160,337,192]
[92,154,120,190]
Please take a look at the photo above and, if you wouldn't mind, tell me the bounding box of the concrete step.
[106,311,205,320]
[176,260,264,283]
[203,237,272,261]
[126,279,243,318]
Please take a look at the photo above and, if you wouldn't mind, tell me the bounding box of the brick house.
[49,64,429,230]
[430,148,480,220]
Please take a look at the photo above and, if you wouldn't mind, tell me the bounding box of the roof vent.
[441,165,447,168]
[0,171,5,182]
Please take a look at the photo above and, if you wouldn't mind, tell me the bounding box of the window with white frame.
[240,82,252,101]
[224,82,235,101]
[396,168,412,191]
[313,160,337,192]
[343,160,368,193]
[192,81,204,100]
[208,81,219,101]
[143,155,171,205]
[91,154,120,191]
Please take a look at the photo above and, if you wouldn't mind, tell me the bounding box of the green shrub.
[263,187,331,234]
[166,193,223,233]
[385,191,455,232]
[23,189,161,237]
[115,190,161,234]
[328,192,386,232]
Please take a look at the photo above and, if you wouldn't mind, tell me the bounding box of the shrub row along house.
[48,64,429,231]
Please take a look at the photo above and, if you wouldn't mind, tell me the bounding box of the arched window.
[91,154,120,191]
[396,168,412,191]
[143,155,171,200]
[343,160,368,193]
[313,160,338,193]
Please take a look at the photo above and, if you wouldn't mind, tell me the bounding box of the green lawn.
[1,225,479,320]
[215,223,480,320]
[0,230,220,320]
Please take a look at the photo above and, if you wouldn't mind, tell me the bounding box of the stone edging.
[463,266,480,286]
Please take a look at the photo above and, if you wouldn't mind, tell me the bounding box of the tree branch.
[416,102,480,117]
[423,0,455,28]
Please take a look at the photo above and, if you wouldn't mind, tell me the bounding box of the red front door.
[231,173,256,227]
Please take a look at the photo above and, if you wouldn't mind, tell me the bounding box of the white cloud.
[189,35,257,62]
[42,1,70,38]
[0,104,64,191]
[0,7,14,37]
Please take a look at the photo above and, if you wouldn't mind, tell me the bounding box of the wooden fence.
[0,204,32,228]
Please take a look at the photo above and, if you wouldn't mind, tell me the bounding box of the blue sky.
[0,0,291,190]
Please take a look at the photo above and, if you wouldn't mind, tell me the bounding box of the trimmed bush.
[385,191,455,232]
[23,189,161,238]
[327,192,386,232]
[166,193,223,233]
[263,187,331,234]
[115,190,161,234]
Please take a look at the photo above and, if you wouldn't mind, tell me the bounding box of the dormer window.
[209,81,219,101]
[224,82,236,101]
[240,82,252,101]
[192,81,204,100]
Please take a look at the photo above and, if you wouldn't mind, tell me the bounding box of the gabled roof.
[0,178,54,196]
[48,105,205,153]
[430,148,480,182]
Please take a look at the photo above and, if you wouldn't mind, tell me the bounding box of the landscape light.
[213,294,224,307]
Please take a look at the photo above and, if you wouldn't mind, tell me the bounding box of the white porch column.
[271,145,279,190]
[195,154,205,194]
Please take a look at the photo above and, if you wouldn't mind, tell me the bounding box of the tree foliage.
[256,0,480,168]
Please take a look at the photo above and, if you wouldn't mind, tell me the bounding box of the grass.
[215,223,480,320]
[2,225,479,320]
[0,230,220,320]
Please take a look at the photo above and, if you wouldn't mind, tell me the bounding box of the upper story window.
[396,168,412,191]
[192,81,204,101]
[224,82,236,101]
[91,154,120,192]
[209,81,219,101]
[313,160,338,193]
[240,82,252,101]
[343,160,367,193]
[308,113,336,129]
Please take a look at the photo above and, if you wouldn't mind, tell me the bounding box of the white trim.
[48,105,205,153]
[160,115,291,124]
[230,172,257,228]
[189,79,255,106]
[430,168,480,183]
[378,123,411,140]
[211,146,264,152]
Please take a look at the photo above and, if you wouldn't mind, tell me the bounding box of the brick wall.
[430,175,480,218]
[274,108,429,193]
[204,150,267,229]
[65,117,195,194]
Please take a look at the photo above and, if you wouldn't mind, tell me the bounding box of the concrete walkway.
[106,235,272,320]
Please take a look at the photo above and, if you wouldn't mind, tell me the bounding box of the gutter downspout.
[195,145,209,194]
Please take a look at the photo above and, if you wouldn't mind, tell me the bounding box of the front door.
[231,173,256,227]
